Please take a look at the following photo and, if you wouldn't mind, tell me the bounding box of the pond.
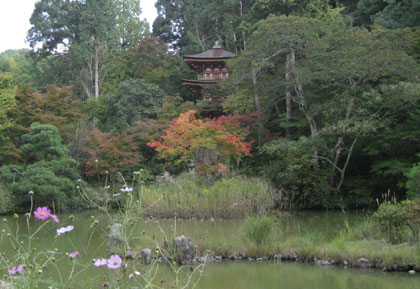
[1,210,418,288]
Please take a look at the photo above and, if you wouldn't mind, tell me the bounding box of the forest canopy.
[0,0,419,210]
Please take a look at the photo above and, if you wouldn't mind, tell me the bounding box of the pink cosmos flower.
[33,207,51,221]
[93,258,108,267]
[69,252,79,259]
[50,214,60,223]
[107,255,122,269]
[57,225,74,235]
[104,185,111,190]
[8,265,24,275]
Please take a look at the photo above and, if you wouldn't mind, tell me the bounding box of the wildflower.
[93,258,108,267]
[8,265,24,275]
[34,207,51,221]
[112,193,120,198]
[120,187,133,193]
[69,252,79,259]
[129,271,141,279]
[194,244,199,249]
[107,255,122,269]
[57,225,74,235]
[104,185,111,190]
[68,215,75,220]
[13,213,19,218]
[50,214,59,223]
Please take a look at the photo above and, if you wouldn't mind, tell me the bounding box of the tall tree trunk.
[290,46,319,167]
[285,50,293,137]
[194,23,205,50]
[330,92,355,192]
[79,68,93,99]
[94,41,99,99]
[252,68,264,147]
[239,1,246,50]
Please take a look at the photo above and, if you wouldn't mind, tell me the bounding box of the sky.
[0,0,158,53]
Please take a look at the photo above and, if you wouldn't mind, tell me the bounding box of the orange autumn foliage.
[147,110,252,171]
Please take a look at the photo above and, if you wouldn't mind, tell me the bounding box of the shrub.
[406,163,420,199]
[0,185,13,213]
[243,215,275,246]
[0,123,81,209]
[373,199,420,243]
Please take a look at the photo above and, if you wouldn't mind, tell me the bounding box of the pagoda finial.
[213,41,222,49]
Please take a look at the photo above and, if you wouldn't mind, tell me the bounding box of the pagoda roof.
[184,42,235,60]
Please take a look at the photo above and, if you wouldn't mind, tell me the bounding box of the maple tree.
[147,110,253,173]
[84,129,141,178]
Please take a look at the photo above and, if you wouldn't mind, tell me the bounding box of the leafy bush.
[243,215,275,246]
[260,137,330,209]
[373,199,420,243]
[84,129,142,179]
[0,123,81,209]
[405,163,420,199]
[11,159,80,208]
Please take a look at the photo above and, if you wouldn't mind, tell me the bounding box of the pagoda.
[182,42,235,117]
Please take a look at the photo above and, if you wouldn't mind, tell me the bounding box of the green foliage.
[261,137,330,208]
[100,79,165,133]
[243,215,275,246]
[0,123,81,209]
[11,158,80,208]
[373,199,420,244]
[405,162,420,199]
[0,165,23,184]
[0,49,35,86]
[21,123,69,163]
[355,0,420,28]
[0,73,16,141]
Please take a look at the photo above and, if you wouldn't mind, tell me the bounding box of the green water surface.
[1,210,418,288]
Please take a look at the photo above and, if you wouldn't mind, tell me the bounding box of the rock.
[409,270,415,275]
[174,235,194,254]
[248,258,254,261]
[256,258,263,262]
[108,223,131,257]
[321,260,332,266]
[215,256,223,261]
[357,258,371,268]
[343,260,348,266]
[141,248,153,264]
[173,235,194,263]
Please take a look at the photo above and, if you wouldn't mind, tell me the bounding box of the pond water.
[1,210,418,288]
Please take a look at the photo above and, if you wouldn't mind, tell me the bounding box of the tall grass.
[243,215,275,246]
[140,173,275,218]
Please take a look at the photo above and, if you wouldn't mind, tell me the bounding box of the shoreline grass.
[139,173,275,219]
